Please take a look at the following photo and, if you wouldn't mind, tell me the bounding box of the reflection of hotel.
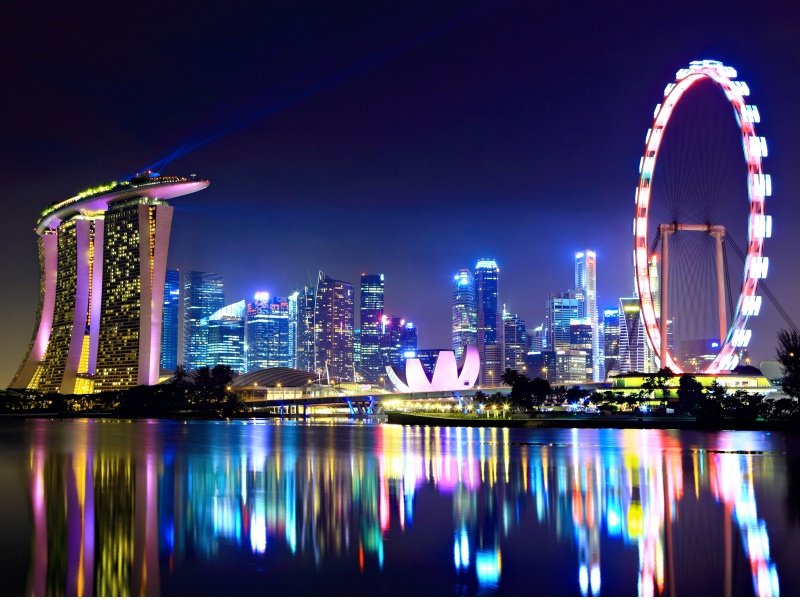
[12,173,209,393]
[26,423,781,596]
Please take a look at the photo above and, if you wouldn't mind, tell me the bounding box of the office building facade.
[160,268,180,372]
[314,271,354,383]
[451,268,478,361]
[245,293,292,371]
[207,300,246,373]
[183,270,225,372]
[359,274,385,383]
[474,259,500,386]
[575,250,602,381]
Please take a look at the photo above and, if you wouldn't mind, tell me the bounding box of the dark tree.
[501,368,522,387]
[777,329,800,399]
[677,375,703,415]
[530,378,551,406]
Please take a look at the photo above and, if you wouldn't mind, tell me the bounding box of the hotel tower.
[11,173,209,393]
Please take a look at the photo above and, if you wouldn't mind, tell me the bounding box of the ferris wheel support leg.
[713,230,727,347]
[660,227,670,369]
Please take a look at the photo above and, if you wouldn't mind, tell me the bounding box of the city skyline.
[2,2,799,384]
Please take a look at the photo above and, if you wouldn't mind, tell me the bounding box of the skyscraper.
[245,293,292,371]
[12,174,208,393]
[207,300,246,373]
[502,307,527,373]
[569,318,593,381]
[183,271,225,372]
[160,268,180,372]
[287,291,298,369]
[314,271,354,383]
[380,316,418,369]
[575,250,602,381]
[359,274,384,383]
[475,259,500,386]
[529,324,545,353]
[545,292,579,352]
[295,286,316,373]
[618,297,652,373]
[602,308,621,377]
[451,268,477,361]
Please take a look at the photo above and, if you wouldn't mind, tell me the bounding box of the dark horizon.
[2,1,799,384]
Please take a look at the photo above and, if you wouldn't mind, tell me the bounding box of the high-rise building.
[380,316,418,369]
[245,293,292,371]
[207,300,246,373]
[575,250,602,381]
[569,318,593,381]
[354,328,362,379]
[295,286,316,373]
[12,174,208,392]
[602,308,621,377]
[160,268,180,372]
[314,271,355,383]
[183,271,225,372]
[529,324,545,353]
[545,292,579,352]
[287,291,298,369]
[359,274,385,383]
[618,297,657,373]
[451,268,477,361]
[475,259,500,386]
[502,307,527,373]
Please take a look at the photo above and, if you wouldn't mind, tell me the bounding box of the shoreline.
[384,411,800,432]
[0,411,797,432]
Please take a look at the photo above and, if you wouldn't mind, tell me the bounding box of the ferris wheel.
[633,60,771,374]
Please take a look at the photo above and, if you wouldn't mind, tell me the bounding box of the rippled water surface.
[0,419,798,596]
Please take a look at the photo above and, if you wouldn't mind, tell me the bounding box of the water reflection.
[20,421,794,596]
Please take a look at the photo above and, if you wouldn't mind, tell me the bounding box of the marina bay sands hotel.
[11,173,209,394]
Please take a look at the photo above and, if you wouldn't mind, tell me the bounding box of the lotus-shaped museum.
[385,346,480,393]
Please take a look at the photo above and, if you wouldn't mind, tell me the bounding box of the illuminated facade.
[603,308,621,377]
[314,271,354,383]
[569,318,593,381]
[183,270,224,371]
[451,268,477,361]
[359,274,385,383]
[245,293,292,371]
[619,297,655,373]
[545,291,579,352]
[380,316,418,370]
[502,307,527,372]
[11,174,208,392]
[160,268,180,372]
[575,250,602,381]
[475,259,500,386]
[295,286,315,373]
[207,300,246,372]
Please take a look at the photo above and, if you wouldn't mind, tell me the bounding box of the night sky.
[2,1,799,384]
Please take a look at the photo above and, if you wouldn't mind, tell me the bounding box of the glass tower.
[359,274,384,383]
[575,250,602,381]
[183,271,224,371]
[295,286,316,373]
[245,293,291,371]
[546,292,579,352]
[502,307,527,373]
[160,268,180,372]
[380,316,418,369]
[314,272,354,383]
[602,308,621,377]
[207,300,246,373]
[475,259,500,386]
[451,268,477,361]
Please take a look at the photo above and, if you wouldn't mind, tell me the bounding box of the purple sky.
[2,1,799,383]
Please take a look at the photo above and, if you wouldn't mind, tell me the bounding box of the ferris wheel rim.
[632,59,771,375]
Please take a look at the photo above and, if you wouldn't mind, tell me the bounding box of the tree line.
[0,364,245,418]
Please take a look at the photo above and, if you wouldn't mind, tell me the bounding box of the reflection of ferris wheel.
[633,60,771,374]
